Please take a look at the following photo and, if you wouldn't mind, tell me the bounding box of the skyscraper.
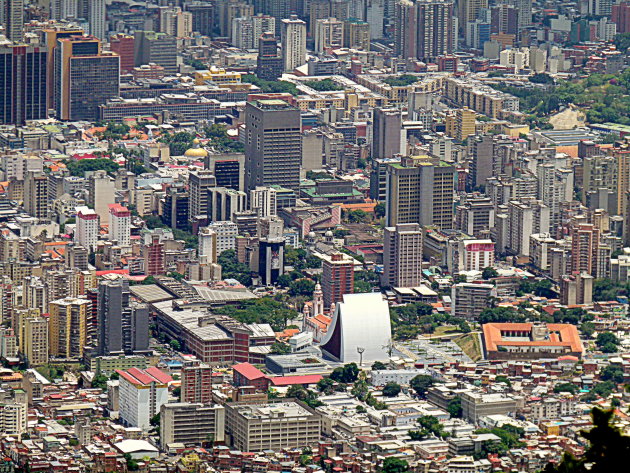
[43,27,84,110]
[394,0,454,62]
[75,206,100,252]
[372,108,402,160]
[245,99,302,191]
[48,297,92,359]
[281,16,306,72]
[89,0,106,40]
[181,358,213,404]
[570,223,600,275]
[0,45,47,125]
[109,34,135,74]
[133,31,178,74]
[3,0,24,42]
[314,17,344,53]
[97,279,149,356]
[321,252,355,308]
[23,171,49,220]
[54,36,120,121]
[109,204,131,247]
[382,224,424,288]
[256,32,283,81]
[385,156,455,229]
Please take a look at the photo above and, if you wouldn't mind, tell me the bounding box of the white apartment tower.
[281,16,307,72]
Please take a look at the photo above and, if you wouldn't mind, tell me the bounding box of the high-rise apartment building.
[250,186,277,218]
[23,171,49,220]
[22,315,48,366]
[133,31,178,74]
[612,3,630,34]
[159,6,193,38]
[48,297,91,359]
[570,223,600,275]
[143,235,165,275]
[75,206,100,252]
[459,0,489,37]
[89,0,106,40]
[87,170,115,226]
[55,36,120,121]
[382,223,424,288]
[344,18,370,50]
[206,221,238,254]
[97,280,149,356]
[385,156,455,229]
[198,227,218,265]
[315,18,344,53]
[281,16,306,72]
[186,2,216,37]
[395,0,455,62]
[3,0,24,42]
[244,99,302,191]
[503,199,551,257]
[109,34,135,74]
[181,358,213,404]
[321,252,355,308]
[109,204,131,247]
[0,45,47,125]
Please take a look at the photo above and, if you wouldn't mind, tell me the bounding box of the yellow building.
[456,107,476,141]
[21,315,48,366]
[48,298,91,359]
[194,67,242,85]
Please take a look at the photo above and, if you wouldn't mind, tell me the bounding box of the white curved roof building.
[320,293,392,363]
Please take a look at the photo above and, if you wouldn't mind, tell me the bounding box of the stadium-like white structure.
[319,293,392,363]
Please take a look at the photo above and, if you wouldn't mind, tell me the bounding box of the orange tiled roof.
[483,322,583,353]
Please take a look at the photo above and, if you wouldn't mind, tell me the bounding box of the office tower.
[385,157,455,229]
[244,99,302,191]
[118,367,171,430]
[382,223,423,288]
[198,227,218,264]
[97,279,149,355]
[250,186,277,218]
[468,135,494,190]
[456,197,495,237]
[133,31,178,74]
[321,252,354,308]
[43,27,84,110]
[3,0,23,42]
[22,316,48,366]
[143,235,165,275]
[344,19,370,50]
[188,169,217,224]
[181,358,213,404]
[23,172,49,220]
[451,283,495,320]
[109,34,135,74]
[75,206,99,251]
[50,0,78,20]
[108,204,131,247]
[186,2,216,37]
[560,272,593,306]
[256,32,283,80]
[48,297,91,359]
[394,0,454,61]
[614,147,630,216]
[87,170,115,225]
[315,18,344,53]
[491,4,519,36]
[208,186,247,221]
[281,16,306,72]
[537,164,574,232]
[258,218,285,285]
[372,108,402,160]
[160,403,225,449]
[613,3,630,34]
[583,155,618,215]
[163,186,189,230]
[0,45,47,125]
[55,36,120,121]
[571,223,599,275]
[216,0,254,37]
[89,0,106,40]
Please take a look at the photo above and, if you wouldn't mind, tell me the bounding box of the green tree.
[270,341,291,355]
[410,375,434,397]
[543,408,630,473]
[218,249,253,286]
[316,377,335,394]
[289,278,316,297]
[375,202,386,218]
[330,363,360,383]
[447,397,463,418]
[372,361,387,371]
[169,339,181,351]
[382,382,402,397]
[596,332,619,353]
[482,267,499,280]
[554,383,579,394]
[600,365,624,384]
[381,457,409,473]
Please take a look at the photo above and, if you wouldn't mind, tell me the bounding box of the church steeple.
[312,282,324,316]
